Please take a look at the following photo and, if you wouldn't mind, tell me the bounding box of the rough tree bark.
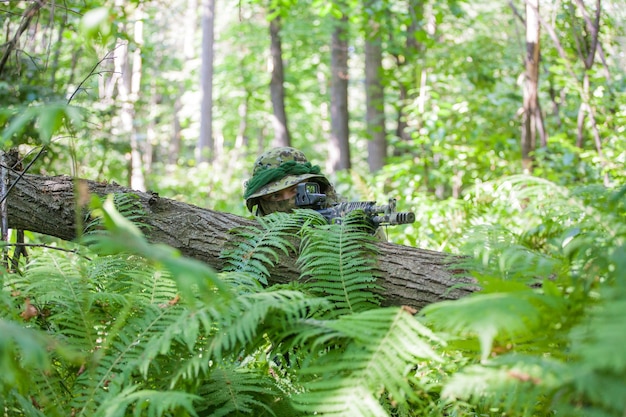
[197,0,216,162]
[329,12,351,173]
[6,173,477,310]
[269,14,291,148]
[521,0,546,174]
[364,8,387,174]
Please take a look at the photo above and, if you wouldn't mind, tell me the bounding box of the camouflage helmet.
[244,147,329,212]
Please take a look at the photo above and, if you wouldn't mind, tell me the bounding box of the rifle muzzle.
[373,211,415,225]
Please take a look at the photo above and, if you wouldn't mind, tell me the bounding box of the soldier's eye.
[266,193,281,201]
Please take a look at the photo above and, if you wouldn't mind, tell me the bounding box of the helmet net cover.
[244,147,330,212]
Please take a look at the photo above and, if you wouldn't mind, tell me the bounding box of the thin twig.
[0,44,119,207]
[508,0,526,25]
[1,242,91,260]
[1,153,9,269]
[66,48,119,103]
[0,0,47,75]
[0,147,46,206]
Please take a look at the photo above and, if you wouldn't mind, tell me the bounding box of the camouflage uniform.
[244,147,386,240]
[244,147,340,216]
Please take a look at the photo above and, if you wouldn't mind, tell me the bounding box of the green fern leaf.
[2,392,49,417]
[219,271,265,294]
[297,212,382,316]
[85,192,148,235]
[167,288,327,388]
[196,366,279,417]
[94,385,201,417]
[11,252,103,352]
[209,289,328,361]
[0,319,53,389]
[571,287,626,372]
[420,290,561,362]
[220,211,315,285]
[85,195,230,303]
[71,302,190,416]
[293,307,442,416]
[294,385,389,417]
[0,318,82,415]
[565,268,626,415]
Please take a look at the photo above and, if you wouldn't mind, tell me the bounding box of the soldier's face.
[261,184,299,202]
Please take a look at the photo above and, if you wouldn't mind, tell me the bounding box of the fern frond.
[131,305,217,381]
[564,265,626,415]
[221,211,320,285]
[71,302,189,416]
[209,289,329,361]
[93,385,200,417]
[420,289,568,362]
[0,319,53,390]
[292,307,442,416]
[297,211,382,317]
[84,255,177,314]
[474,176,625,246]
[296,385,390,417]
[1,391,49,417]
[27,366,73,416]
[0,318,81,415]
[85,195,230,303]
[85,192,148,235]
[571,287,626,372]
[166,287,329,391]
[8,252,103,352]
[456,223,561,285]
[219,271,265,294]
[196,364,284,417]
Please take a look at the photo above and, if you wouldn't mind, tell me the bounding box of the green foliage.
[196,365,280,416]
[1,195,443,416]
[220,211,312,284]
[1,197,226,416]
[297,210,383,316]
[2,0,626,415]
[3,177,626,416]
[291,307,442,416]
[0,102,86,147]
[0,318,75,394]
[94,387,201,417]
[420,181,626,417]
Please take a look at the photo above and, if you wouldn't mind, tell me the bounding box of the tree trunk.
[269,15,291,148]
[197,0,216,163]
[393,0,425,155]
[6,173,476,310]
[572,0,609,186]
[364,12,386,173]
[129,5,146,190]
[521,0,545,174]
[169,91,183,168]
[329,13,351,173]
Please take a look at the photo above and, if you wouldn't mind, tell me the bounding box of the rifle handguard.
[295,183,415,226]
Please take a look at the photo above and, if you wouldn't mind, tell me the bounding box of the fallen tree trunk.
[6,173,477,309]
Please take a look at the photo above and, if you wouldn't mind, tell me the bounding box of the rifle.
[294,182,415,227]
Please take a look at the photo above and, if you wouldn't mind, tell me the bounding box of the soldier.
[244,147,389,240]
[243,147,340,216]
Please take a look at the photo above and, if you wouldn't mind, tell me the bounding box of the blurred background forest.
[1,0,623,250]
[1,0,626,416]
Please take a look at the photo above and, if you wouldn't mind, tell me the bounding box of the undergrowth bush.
[1,178,624,416]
